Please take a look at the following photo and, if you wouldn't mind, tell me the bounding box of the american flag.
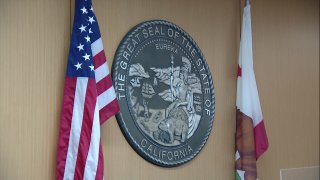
[56,0,119,179]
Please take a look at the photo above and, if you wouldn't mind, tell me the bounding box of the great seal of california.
[112,20,215,167]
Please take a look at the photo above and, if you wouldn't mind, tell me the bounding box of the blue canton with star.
[66,0,102,78]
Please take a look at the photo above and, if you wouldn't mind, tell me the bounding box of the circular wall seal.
[112,20,215,167]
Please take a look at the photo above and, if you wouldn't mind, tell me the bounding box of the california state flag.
[235,2,269,180]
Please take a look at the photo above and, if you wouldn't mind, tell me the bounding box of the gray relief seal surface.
[112,20,215,167]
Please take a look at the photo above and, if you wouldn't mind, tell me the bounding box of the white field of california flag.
[235,1,269,180]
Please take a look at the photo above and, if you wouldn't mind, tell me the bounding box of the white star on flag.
[82,53,90,61]
[74,62,82,70]
[77,43,84,51]
[79,24,86,33]
[84,35,90,42]
[80,6,88,14]
[89,64,94,71]
[88,16,95,24]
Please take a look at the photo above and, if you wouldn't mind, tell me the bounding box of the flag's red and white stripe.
[92,38,119,124]
[57,38,118,180]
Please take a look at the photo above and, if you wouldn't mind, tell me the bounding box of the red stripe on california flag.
[73,79,97,180]
[99,99,119,124]
[95,142,104,180]
[93,50,107,70]
[254,120,269,159]
[96,74,113,96]
[56,78,77,180]
[237,65,242,77]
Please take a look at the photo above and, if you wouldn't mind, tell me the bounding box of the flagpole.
[245,0,250,6]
